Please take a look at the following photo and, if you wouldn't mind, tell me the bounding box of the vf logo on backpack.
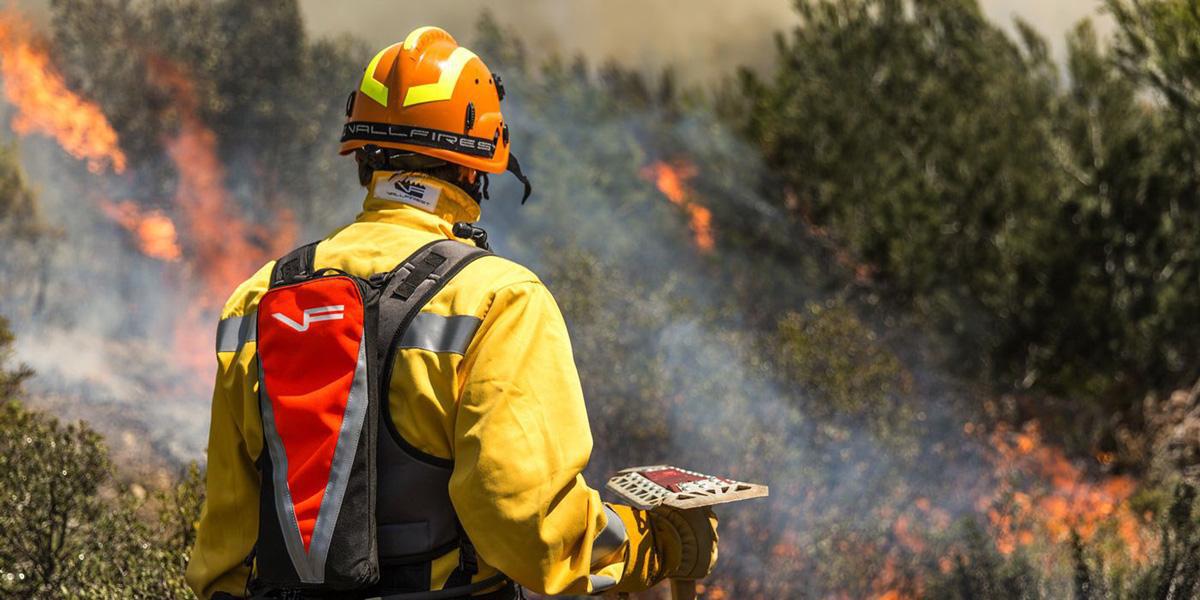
[271,305,346,332]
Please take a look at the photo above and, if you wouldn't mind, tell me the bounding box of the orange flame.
[849,420,1153,599]
[981,422,1149,562]
[872,554,915,600]
[641,160,715,252]
[166,108,295,296]
[150,59,296,376]
[99,199,182,261]
[0,11,127,173]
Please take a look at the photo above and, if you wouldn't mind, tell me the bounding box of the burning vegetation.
[98,199,182,261]
[642,160,715,253]
[153,59,298,300]
[0,10,125,174]
[2,1,1200,598]
[0,10,297,387]
[980,422,1148,563]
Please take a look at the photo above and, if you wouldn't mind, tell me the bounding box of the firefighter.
[186,27,718,599]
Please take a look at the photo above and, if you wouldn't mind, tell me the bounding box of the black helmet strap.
[506,153,533,205]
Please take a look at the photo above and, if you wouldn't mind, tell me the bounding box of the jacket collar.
[356,171,481,232]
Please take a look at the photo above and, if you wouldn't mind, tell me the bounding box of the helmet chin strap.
[506,153,533,205]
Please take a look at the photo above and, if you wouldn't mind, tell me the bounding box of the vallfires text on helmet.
[342,122,497,158]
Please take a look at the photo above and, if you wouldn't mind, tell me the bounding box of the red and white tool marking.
[606,465,768,510]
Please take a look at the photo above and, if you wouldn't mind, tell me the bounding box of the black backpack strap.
[269,240,320,288]
[374,573,512,599]
[375,239,489,371]
[375,239,491,593]
[441,521,479,590]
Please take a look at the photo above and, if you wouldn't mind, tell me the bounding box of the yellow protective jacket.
[186,173,647,598]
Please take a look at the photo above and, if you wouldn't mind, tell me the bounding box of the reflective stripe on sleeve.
[589,574,617,593]
[591,505,629,567]
[216,311,257,353]
[397,313,481,355]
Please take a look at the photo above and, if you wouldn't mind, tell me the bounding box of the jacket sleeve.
[449,281,638,595]
[186,307,265,599]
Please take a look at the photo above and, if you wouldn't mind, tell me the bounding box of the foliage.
[0,142,49,306]
[1138,484,1200,598]
[0,398,107,597]
[0,142,39,239]
[1109,0,1200,139]
[1022,18,1200,447]
[738,0,1200,452]
[923,484,1200,599]
[740,0,1065,381]
[0,316,31,399]
[49,0,368,231]
[0,318,202,599]
[775,301,916,451]
[926,522,1044,600]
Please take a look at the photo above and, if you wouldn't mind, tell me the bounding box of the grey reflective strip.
[258,331,370,584]
[397,313,482,355]
[307,334,370,579]
[216,311,257,353]
[591,505,629,567]
[258,370,317,582]
[589,574,617,593]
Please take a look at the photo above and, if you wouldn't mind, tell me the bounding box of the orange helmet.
[340,27,510,174]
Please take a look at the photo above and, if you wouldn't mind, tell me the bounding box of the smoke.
[0,9,303,461]
[6,130,216,459]
[464,22,1149,591]
[469,77,1008,593]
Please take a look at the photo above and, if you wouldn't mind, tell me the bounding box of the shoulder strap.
[373,239,490,593]
[269,241,320,288]
[375,239,489,369]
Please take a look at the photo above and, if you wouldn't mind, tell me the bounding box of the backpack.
[249,238,506,597]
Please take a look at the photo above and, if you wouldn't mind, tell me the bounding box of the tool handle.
[670,579,697,600]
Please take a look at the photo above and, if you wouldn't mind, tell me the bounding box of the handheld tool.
[606,465,769,599]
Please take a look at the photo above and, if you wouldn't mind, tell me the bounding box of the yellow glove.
[608,504,719,593]
[654,505,719,581]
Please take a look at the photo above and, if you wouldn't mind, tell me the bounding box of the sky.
[298,0,1114,83]
[17,0,1113,84]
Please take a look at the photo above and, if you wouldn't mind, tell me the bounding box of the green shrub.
[0,317,202,599]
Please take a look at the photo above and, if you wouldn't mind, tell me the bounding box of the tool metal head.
[606,465,768,510]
